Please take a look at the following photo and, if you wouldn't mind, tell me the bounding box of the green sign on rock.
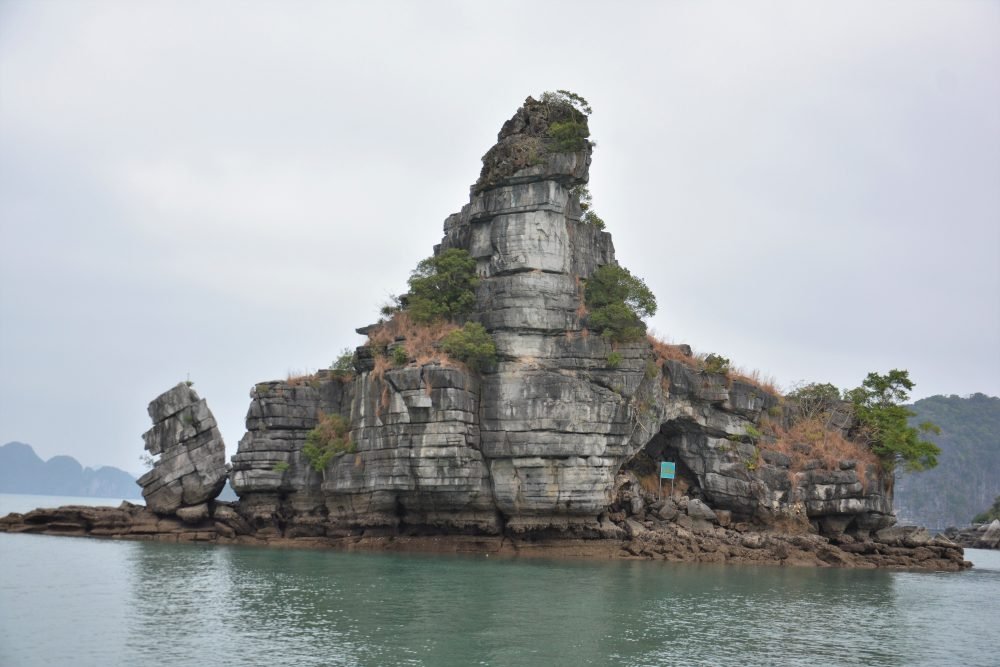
[661,462,676,479]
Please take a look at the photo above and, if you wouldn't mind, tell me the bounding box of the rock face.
[229,96,896,544]
[137,383,228,514]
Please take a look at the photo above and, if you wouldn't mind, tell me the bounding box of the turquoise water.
[1,495,998,666]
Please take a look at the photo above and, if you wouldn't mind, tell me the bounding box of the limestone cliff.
[229,95,896,545]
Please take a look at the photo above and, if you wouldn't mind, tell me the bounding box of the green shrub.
[331,348,356,376]
[303,413,354,477]
[607,351,623,368]
[645,360,660,380]
[584,265,657,342]
[548,118,590,152]
[272,461,290,473]
[569,184,606,229]
[539,90,592,152]
[391,346,408,366]
[442,322,497,372]
[406,248,479,324]
[703,354,731,375]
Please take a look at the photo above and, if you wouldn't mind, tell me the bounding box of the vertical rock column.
[438,96,652,532]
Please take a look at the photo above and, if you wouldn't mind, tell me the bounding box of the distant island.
[894,393,1000,531]
[0,441,239,501]
[0,441,141,498]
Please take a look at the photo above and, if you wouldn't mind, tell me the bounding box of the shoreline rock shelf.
[0,95,972,571]
[0,499,970,570]
[943,520,1000,550]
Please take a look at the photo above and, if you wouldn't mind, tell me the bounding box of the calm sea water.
[1,494,998,666]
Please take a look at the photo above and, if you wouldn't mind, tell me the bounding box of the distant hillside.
[893,394,1000,531]
[0,442,141,499]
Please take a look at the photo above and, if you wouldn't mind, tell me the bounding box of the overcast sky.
[1,1,997,474]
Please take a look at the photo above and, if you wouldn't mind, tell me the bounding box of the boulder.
[137,384,228,514]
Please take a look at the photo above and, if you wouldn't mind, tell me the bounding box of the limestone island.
[1,93,970,570]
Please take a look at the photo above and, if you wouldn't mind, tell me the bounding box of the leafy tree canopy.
[786,382,843,421]
[406,248,479,324]
[584,264,657,342]
[846,370,941,473]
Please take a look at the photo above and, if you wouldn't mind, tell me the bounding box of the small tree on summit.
[540,90,592,152]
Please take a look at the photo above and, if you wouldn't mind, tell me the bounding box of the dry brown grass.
[760,416,880,485]
[638,472,662,497]
[646,332,781,398]
[647,334,699,368]
[730,366,781,397]
[286,371,319,387]
[366,312,459,375]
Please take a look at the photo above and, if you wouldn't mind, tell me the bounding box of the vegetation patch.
[569,184,605,229]
[441,322,497,372]
[584,264,657,342]
[303,413,354,478]
[330,348,356,379]
[541,89,592,152]
[845,370,940,473]
[406,248,479,324]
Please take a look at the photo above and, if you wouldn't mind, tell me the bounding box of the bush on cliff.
[845,370,941,473]
[584,264,657,342]
[406,248,479,324]
[541,90,592,152]
[569,184,606,229]
[303,413,354,477]
[442,322,497,372]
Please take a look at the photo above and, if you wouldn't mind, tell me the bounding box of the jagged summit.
[475,94,592,193]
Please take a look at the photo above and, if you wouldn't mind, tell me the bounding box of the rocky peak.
[475,95,593,194]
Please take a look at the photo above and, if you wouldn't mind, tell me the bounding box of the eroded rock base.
[0,503,970,571]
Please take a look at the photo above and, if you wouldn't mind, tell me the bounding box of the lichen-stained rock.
[137,383,228,514]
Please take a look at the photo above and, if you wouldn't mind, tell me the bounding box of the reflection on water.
[2,534,998,666]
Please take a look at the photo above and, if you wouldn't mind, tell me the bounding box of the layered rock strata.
[137,383,228,514]
[228,95,898,546]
